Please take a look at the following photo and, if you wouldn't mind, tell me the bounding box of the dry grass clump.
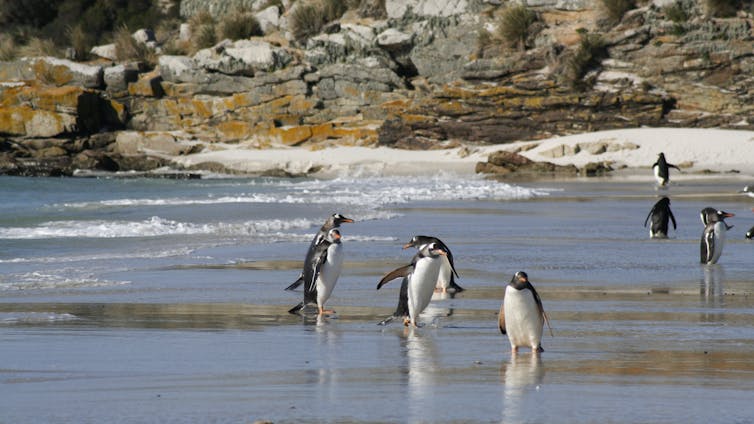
[66,24,93,61]
[17,37,58,57]
[600,0,636,24]
[497,5,537,51]
[290,0,352,43]
[217,8,263,40]
[114,25,156,65]
[706,0,738,17]
[0,33,18,60]
[564,30,607,90]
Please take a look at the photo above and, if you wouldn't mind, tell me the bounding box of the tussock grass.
[497,5,537,50]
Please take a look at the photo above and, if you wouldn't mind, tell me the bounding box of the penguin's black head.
[423,242,446,257]
[331,213,354,225]
[511,271,529,284]
[700,207,717,226]
[327,228,342,243]
[657,196,670,206]
[403,235,434,249]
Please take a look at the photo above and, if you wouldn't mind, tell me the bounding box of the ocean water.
[1,173,753,423]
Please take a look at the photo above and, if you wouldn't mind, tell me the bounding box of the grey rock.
[90,44,118,61]
[104,65,139,92]
[255,6,280,33]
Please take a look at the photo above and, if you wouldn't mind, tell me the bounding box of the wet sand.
[2,177,754,423]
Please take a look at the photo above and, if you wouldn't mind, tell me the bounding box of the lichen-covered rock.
[193,40,292,76]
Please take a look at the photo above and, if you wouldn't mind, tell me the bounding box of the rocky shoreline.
[2,0,754,177]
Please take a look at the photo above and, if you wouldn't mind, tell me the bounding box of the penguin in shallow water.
[285,213,353,291]
[403,235,464,293]
[746,226,754,240]
[700,208,735,265]
[289,228,344,315]
[377,242,447,327]
[643,197,677,238]
[652,152,681,186]
[499,271,552,354]
[738,185,754,198]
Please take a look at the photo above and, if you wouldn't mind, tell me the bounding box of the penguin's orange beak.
[723,212,735,218]
[402,243,412,249]
[342,218,354,223]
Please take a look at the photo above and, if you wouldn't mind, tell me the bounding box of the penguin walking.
[285,213,353,291]
[289,228,344,315]
[377,242,447,327]
[700,208,735,265]
[403,235,464,293]
[652,152,681,186]
[643,197,677,238]
[499,272,552,354]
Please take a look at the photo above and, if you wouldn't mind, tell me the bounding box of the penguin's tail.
[377,315,395,326]
[449,280,465,293]
[284,276,304,291]
[288,302,305,314]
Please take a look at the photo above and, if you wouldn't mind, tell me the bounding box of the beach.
[2,128,754,423]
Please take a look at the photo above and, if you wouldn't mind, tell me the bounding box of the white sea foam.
[0,270,130,291]
[0,312,79,324]
[0,217,316,240]
[58,174,548,210]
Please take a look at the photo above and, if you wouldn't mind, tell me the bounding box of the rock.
[255,6,280,34]
[128,70,164,97]
[385,0,473,18]
[132,29,156,45]
[28,57,104,89]
[376,29,414,51]
[476,150,579,177]
[114,131,197,156]
[580,161,614,176]
[104,65,140,93]
[91,44,118,61]
[193,40,293,76]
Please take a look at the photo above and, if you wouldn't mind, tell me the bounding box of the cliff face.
[1,0,752,176]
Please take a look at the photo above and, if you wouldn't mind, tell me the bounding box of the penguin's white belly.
[316,244,343,307]
[503,287,543,349]
[709,222,726,264]
[408,257,442,323]
[653,166,665,185]
[435,257,452,290]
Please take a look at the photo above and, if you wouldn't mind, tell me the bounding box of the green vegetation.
[565,30,608,90]
[663,2,689,35]
[497,5,537,50]
[600,0,636,25]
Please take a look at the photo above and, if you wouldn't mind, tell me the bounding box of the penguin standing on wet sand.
[499,271,552,354]
[289,228,344,315]
[746,226,754,240]
[402,235,464,293]
[285,213,353,291]
[700,208,735,265]
[738,185,754,198]
[644,197,677,238]
[377,242,447,327]
[652,152,681,186]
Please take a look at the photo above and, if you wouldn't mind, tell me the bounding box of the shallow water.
[1,174,754,423]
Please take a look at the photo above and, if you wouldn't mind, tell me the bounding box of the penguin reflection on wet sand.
[652,152,681,187]
[739,185,754,198]
[377,242,447,327]
[288,228,344,316]
[499,272,553,354]
[403,235,464,293]
[700,208,735,265]
[644,197,677,238]
[285,213,353,291]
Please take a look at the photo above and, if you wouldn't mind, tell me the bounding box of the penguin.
[746,226,754,240]
[498,271,553,354]
[289,228,344,315]
[377,242,447,327]
[285,213,353,291]
[403,235,464,293]
[643,197,677,238]
[700,209,735,265]
[738,185,754,198]
[377,277,410,326]
[652,152,681,186]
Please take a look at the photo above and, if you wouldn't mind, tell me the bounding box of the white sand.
[172,128,754,178]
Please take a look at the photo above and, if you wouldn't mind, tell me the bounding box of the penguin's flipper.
[498,302,506,334]
[542,311,554,337]
[528,282,553,336]
[377,264,413,289]
[643,207,654,228]
[669,163,682,172]
[669,208,677,231]
[284,275,304,291]
[701,228,714,263]
[288,301,305,315]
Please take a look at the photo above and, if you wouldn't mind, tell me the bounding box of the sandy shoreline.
[169,128,754,178]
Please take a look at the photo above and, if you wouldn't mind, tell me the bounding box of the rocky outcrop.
[475,150,579,177]
[3,1,754,176]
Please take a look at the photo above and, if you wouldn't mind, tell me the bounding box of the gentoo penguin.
[738,185,754,198]
[700,208,735,265]
[403,235,464,293]
[285,213,353,291]
[652,152,681,186]
[377,242,447,327]
[499,271,552,354]
[643,197,677,238]
[289,228,344,315]
[746,226,754,240]
[378,278,410,326]
[700,207,717,226]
